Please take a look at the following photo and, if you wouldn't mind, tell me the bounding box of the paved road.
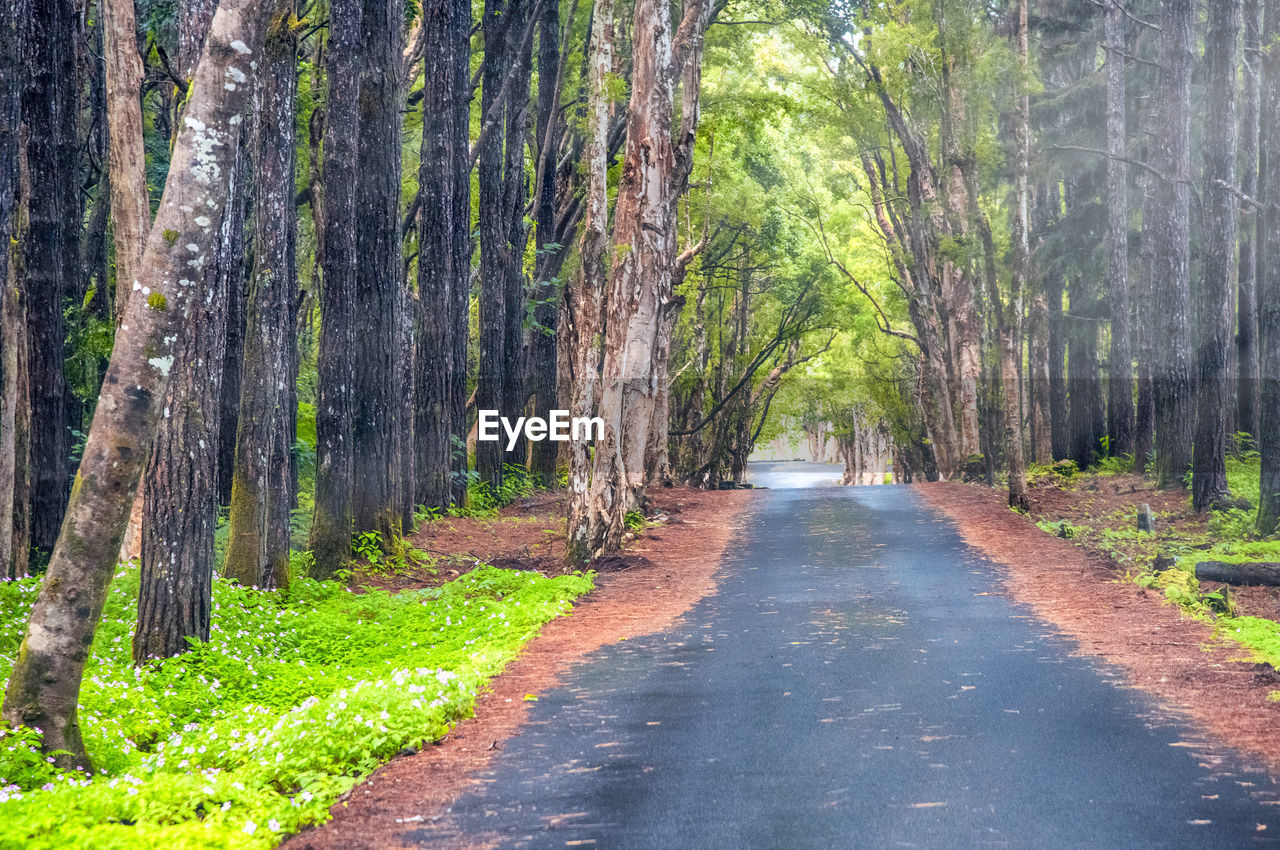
[412,472,1280,848]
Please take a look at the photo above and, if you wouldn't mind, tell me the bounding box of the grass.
[0,562,593,848]
[1028,452,1280,673]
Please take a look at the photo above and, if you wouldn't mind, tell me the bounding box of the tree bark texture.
[1103,0,1133,459]
[22,0,77,565]
[2,0,282,764]
[1192,0,1241,512]
[415,0,471,511]
[1257,0,1280,533]
[103,0,149,320]
[351,0,405,539]
[526,0,563,486]
[564,0,612,565]
[309,0,365,579]
[0,0,25,577]
[1150,0,1194,489]
[1238,0,1263,441]
[223,12,297,590]
[477,0,534,489]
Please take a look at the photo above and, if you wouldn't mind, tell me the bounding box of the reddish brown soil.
[917,481,1280,772]
[283,487,753,850]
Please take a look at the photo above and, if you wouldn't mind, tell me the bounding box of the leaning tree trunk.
[351,0,404,541]
[1150,0,1195,489]
[1192,0,1241,513]
[564,0,612,565]
[308,0,365,579]
[22,0,76,566]
[223,11,297,590]
[1239,0,1263,443]
[1103,0,1133,459]
[1258,0,1280,534]
[415,0,472,511]
[1,0,282,765]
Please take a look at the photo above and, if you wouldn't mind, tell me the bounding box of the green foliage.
[0,565,593,847]
[449,465,538,518]
[623,510,646,532]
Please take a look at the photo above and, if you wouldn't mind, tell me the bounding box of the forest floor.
[917,475,1280,773]
[284,486,753,850]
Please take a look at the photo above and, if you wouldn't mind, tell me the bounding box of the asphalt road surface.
[411,465,1280,848]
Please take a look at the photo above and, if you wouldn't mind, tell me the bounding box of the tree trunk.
[477,0,534,489]
[351,0,404,540]
[1047,268,1068,461]
[135,0,248,661]
[1258,0,1280,533]
[308,0,365,579]
[22,0,76,566]
[1103,0,1133,458]
[223,12,297,590]
[1239,0,1263,443]
[1066,279,1102,470]
[526,0,563,486]
[415,0,471,510]
[2,0,282,765]
[1150,0,1195,489]
[0,0,24,578]
[563,0,612,566]
[103,0,148,320]
[1192,0,1241,513]
[1003,0,1029,510]
[1195,561,1280,586]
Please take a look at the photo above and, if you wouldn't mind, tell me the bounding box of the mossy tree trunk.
[1,0,283,765]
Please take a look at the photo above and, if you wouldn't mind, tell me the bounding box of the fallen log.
[1194,561,1280,586]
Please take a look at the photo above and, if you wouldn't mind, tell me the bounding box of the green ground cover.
[0,563,592,848]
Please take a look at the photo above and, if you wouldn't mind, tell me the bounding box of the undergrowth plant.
[0,563,593,848]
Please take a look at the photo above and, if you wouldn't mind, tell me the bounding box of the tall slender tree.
[22,0,77,566]
[0,0,25,578]
[1258,0,1280,533]
[309,0,365,579]
[1238,0,1263,442]
[1149,0,1195,489]
[415,0,472,511]
[1192,0,1242,512]
[1103,0,1133,458]
[223,9,298,590]
[351,0,406,539]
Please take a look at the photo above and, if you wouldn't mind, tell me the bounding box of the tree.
[1238,0,1263,442]
[414,0,472,511]
[22,0,78,566]
[1103,0,1133,459]
[564,0,613,565]
[2,0,284,764]
[1258,0,1280,533]
[577,0,714,558]
[1148,0,1194,489]
[476,0,535,490]
[351,0,407,540]
[223,9,298,590]
[0,0,25,578]
[309,0,365,579]
[1192,0,1241,513]
[134,0,245,661]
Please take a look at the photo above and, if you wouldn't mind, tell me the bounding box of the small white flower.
[242,820,257,835]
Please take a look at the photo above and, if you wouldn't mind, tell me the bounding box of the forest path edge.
[916,481,1280,772]
[281,487,754,850]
